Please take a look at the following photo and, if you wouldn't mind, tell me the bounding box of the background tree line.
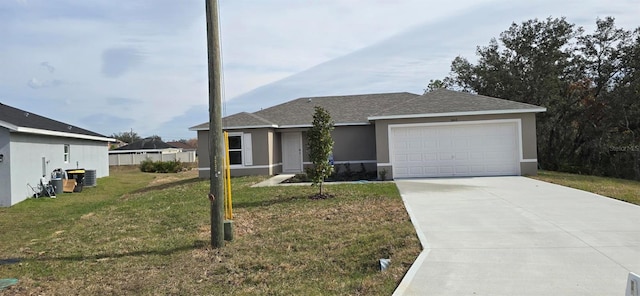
[429,17,640,180]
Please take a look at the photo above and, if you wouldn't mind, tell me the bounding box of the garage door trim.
[388,119,523,178]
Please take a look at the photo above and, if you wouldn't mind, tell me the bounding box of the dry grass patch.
[531,170,640,205]
[0,171,420,295]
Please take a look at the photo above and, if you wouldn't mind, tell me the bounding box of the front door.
[282,132,303,173]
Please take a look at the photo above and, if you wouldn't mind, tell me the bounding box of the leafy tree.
[307,106,334,196]
[423,79,449,93]
[111,130,142,144]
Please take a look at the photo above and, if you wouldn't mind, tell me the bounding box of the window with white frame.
[227,133,252,166]
[63,144,70,163]
[228,134,243,165]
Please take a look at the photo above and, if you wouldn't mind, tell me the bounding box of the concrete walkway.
[393,177,640,296]
[251,174,295,187]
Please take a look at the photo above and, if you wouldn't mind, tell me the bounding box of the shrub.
[139,158,156,172]
[139,159,184,173]
[379,169,388,181]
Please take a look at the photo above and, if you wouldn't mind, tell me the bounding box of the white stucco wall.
[7,132,110,206]
[0,128,11,207]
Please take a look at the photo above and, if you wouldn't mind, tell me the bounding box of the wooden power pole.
[205,0,224,248]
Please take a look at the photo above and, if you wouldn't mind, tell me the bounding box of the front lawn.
[531,170,640,206]
[0,167,420,295]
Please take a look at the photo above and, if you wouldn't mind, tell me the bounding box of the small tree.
[307,106,334,196]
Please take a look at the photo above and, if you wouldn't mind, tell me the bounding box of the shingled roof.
[190,92,420,130]
[0,102,112,141]
[167,141,196,150]
[253,92,419,127]
[189,90,545,130]
[370,89,546,119]
[114,137,174,151]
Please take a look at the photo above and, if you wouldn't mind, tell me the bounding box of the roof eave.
[225,124,279,130]
[368,108,547,121]
[191,124,280,131]
[0,120,19,131]
[277,122,370,129]
[14,127,114,142]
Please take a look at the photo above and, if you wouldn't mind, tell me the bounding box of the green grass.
[531,170,640,206]
[0,168,420,295]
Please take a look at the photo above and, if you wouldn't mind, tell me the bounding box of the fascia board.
[368,108,547,121]
[15,127,115,142]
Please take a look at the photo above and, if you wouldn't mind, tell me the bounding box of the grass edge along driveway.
[531,170,640,206]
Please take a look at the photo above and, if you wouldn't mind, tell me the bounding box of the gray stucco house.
[190,89,546,179]
[0,103,113,206]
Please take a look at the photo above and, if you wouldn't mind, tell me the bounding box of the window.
[226,133,252,166]
[228,135,242,165]
[63,144,70,163]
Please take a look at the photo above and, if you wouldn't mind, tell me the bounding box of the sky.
[1,1,639,140]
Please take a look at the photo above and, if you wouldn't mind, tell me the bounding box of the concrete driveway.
[393,176,640,296]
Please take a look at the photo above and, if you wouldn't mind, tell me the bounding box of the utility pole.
[205,0,224,248]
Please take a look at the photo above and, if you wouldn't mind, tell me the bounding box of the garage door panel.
[409,167,424,175]
[469,152,484,160]
[407,141,421,150]
[454,165,470,174]
[423,140,437,149]
[408,153,422,162]
[395,142,408,150]
[438,152,453,161]
[485,151,507,160]
[486,164,514,173]
[453,138,468,147]
[391,122,520,178]
[395,153,408,162]
[438,166,454,175]
[470,165,486,173]
[421,153,436,162]
[454,152,469,161]
[438,140,453,149]
[407,128,422,137]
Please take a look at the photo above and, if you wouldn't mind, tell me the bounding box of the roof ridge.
[370,93,423,116]
[432,88,544,108]
[298,91,417,100]
[244,111,276,125]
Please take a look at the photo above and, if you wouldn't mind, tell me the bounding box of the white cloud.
[27,77,62,89]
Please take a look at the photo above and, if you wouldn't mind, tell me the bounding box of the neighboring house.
[167,141,197,152]
[0,103,113,207]
[189,89,546,179]
[111,137,181,154]
[108,137,196,165]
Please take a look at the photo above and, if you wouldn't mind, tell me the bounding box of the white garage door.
[390,121,520,178]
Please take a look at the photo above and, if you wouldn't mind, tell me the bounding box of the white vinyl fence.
[109,151,197,166]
